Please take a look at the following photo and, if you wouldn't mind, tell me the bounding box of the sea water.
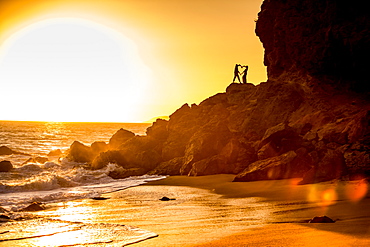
[0,121,165,210]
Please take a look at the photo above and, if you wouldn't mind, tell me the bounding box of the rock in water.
[66,141,93,163]
[0,160,13,172]
[0,146,14,155]
[47,149,62,157]
[23,156,49,165]
[309,216,335,223]
[19,202,46,212]
[109,128,135,149]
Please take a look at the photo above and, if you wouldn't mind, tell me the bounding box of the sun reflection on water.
[47,201,95,222]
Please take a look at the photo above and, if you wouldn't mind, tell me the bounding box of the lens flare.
[345,179,368,203]
[322,189,338,206]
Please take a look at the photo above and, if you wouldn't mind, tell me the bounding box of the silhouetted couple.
[232,64,248,84]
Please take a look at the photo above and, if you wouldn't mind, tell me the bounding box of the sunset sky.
[0,0,266,123]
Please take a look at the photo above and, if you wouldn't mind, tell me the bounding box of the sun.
[0,18,153,122]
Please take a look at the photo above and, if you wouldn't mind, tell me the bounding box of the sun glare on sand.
[0,18,152,122]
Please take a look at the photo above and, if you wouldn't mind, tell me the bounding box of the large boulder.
[188,155,234,176]
[66,141,93,163]
[162,104,202,161]
[91,141,108,154]
[219,138,257,173]
[180,121,232,175]
[260,123,301,154]
[108,128,135,149]
[146,119,169,141]
[92,136,161,172]
[234,150,312,182]
[148,157,184,176]
[92,150,128,170]
[0,160,13,172]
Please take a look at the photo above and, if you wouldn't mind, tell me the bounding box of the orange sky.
[0,0,266,122]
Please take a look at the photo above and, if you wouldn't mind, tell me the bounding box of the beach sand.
[2,175,370,246]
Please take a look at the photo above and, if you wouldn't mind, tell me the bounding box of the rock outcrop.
[255,0,370,93]
[65,0,370,183]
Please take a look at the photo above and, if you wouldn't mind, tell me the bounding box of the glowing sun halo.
[0,18,152,122]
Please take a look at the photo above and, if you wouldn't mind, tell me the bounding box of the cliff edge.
[65,0,370,183]
[256,0,370,93]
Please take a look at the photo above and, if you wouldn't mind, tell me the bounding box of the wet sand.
[3,174,370,246]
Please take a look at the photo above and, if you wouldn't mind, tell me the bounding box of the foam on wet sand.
[1,175,370,246]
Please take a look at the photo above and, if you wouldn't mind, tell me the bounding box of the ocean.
[0,121,165,211]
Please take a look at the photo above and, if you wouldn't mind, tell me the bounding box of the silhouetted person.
[241,65,248,84]
[232,64,242,83]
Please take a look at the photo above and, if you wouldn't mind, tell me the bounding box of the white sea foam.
[0,163,165,210]
[0,121,160,210]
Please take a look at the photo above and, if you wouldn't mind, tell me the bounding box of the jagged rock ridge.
[65,0,370,183]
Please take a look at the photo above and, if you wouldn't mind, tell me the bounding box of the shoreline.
[106,175,370,246]
[2,174,370,246]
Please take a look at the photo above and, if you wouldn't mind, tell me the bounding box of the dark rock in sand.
[109,128,135,149]
[0,160,13,172]
[159,197,175,201]
[91,197,110,200]
[309,216,335,223]
[20,202,45,212]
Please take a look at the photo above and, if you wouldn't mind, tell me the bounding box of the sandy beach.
[2,174,370,246]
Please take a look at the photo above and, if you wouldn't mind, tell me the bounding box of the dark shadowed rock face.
[66,81,370,183]
[256,0,370,92]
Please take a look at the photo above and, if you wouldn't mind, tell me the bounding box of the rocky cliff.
[65,0,370,183]
[256,0,370,92]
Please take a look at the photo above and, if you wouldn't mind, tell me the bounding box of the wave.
[0,161,165,209]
